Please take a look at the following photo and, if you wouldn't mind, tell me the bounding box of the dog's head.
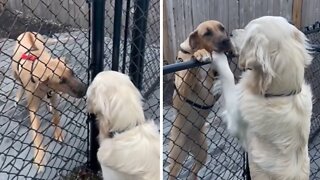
[86,71,145,139]
[231,16,313,95]
[180,20,232,53]
[40,55,87,98]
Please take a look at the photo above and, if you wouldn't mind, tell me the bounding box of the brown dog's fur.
[11,32,87,172]
[169,20,232,179]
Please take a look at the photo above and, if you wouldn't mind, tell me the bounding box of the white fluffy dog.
[212,16,313,180]
[86,71,160,180]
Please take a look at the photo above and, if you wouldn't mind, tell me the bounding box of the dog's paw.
[193,49,211,62]
[34,149,45,173]
[54,127,64,142]
[37,165,45,173]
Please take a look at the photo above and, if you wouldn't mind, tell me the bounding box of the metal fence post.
[122,0,132,73]
[129,0,150,90]
[111,0,123,71]
[89,0,105,172]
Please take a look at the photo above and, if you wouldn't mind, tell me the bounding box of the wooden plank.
[163,0,174,64]
[280,0,293,22]
[183,0,193,38]
[292,0,303,29]
[228,0,239,31]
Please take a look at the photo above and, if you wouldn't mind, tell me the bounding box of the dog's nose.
[76,84,88,98]
[221,38,230,46]
[229,33,233,37]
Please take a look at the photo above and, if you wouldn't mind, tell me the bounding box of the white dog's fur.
[86,71,160,180]
[212,16,313,180]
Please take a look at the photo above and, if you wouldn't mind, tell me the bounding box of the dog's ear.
[86,84,111,121]
[292,29,313,66]
[240,33,275,93]
[180,30,200,52]
[240,34,274,74]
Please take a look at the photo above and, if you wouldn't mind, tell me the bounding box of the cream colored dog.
[86,71,160,180]
[11,32,87,172]
[212,16,313,180]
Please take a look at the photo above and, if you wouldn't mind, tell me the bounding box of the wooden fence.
[164,0,320,63]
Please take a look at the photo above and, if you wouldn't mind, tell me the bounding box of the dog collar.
[180,47,191,54]
[264,90,301,98]
[174,84,215,110]
[21,53,37,61]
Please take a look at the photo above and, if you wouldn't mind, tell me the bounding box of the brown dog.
[169,20,232,179]
[11,32,87,172]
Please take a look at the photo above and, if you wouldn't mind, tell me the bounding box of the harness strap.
[17,52,38,83]
[174,84,214,110]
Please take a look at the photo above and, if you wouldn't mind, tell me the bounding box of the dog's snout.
[221,38,230,45]
[76,84,88,98]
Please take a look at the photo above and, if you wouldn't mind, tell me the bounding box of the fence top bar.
[163,59,211,74]
[164,44,320,75]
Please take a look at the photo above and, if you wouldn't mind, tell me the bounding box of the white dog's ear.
[240,33,275,93]
[240,34,273,73]
[292,29,313,66]
[180,30,200,52]
[86,84,111,121]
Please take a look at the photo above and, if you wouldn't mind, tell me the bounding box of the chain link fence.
[163,22,320,180]
[0,0,159,179]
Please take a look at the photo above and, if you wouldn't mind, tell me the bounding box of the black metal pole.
[111,0,123,71]
[129,0,150,90]
[121,0,131,73]
[89,0,105,172]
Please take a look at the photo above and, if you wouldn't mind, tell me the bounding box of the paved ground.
[0,31,159,179]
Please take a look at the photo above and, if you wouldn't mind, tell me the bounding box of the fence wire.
[163,22,320,180]
[103,0,160,122]
[0,0,159,179]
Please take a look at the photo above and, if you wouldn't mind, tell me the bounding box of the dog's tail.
[16,32,47,52]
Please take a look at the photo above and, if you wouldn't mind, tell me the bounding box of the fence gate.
[0,0,159,179]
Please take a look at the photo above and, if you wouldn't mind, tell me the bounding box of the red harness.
[18,52,38,83]
[21,53,37,61]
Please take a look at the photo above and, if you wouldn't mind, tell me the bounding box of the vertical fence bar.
[89,0,105,172]
[111,0,123,71]
[121,0,132,73]
[129,0,150,90]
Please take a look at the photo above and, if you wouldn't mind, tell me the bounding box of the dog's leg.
[168,127,189,180]
[190,126,208,180]
[15,86,24,107]
[27,94,45,173]
[211,53,246,144]
[50,93,63,142]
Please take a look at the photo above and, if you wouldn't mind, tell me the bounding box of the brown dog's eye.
[59,77,67,84]
[203,29,213,37]
[219,25,225,31]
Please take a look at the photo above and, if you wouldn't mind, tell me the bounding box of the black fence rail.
[0,0,159,179]
[163,23,320,180]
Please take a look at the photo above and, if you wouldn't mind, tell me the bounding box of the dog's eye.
[59,77,67,84]
[219,25,225,31]
[203,29,213,37]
